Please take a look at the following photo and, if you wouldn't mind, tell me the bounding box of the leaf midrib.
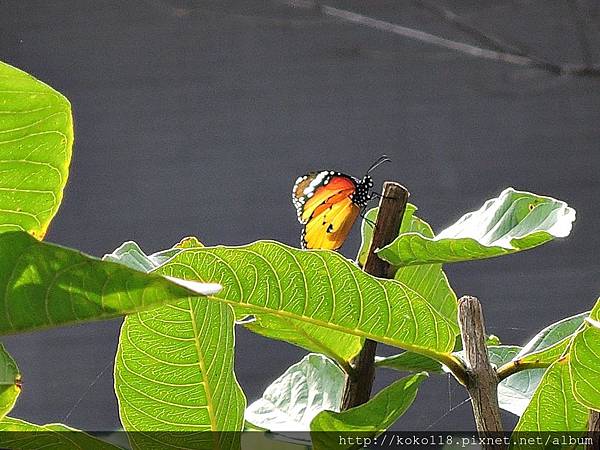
[187,299,220,449]
[208,294,452,362]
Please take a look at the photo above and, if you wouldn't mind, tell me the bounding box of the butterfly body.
[292,170,374,250]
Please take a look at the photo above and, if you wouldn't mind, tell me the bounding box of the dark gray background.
[1,0,598,432]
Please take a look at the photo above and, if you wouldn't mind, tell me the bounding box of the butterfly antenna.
[359,210,376,228]
[366,155,391,175]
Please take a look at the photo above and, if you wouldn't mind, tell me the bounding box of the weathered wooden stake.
[588,410,600,450]
[341,182,409,410]
[458,296,505,449]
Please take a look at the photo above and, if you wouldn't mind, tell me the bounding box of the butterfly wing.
[292,172,361,250]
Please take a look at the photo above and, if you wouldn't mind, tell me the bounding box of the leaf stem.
[496,359,551,382]
[437,352,469,386]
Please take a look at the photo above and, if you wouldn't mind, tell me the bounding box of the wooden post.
[341,182,409,409]
[588,410,600,450]
[458,296,505,448]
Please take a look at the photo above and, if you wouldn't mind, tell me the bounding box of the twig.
[412,0,553,68]
[458,296,505,446]
[283,1,600,77]
[588,410,600,450]
[340,182,409,409]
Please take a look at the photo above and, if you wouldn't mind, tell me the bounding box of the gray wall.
[1,0,599,431]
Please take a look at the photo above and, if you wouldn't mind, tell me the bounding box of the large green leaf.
[378,189,575,266]
[495,313,589,417]
[375,351,444,373]
[0,345,19,420]
[499,368,546,418]
[569,299,600,411]
[103,241,183,272]
[0,417,121,449]
[106,240,364,366]
[115,263,246,450]
[249,203,457,364]
[513,312,588,366]
[0,61,73,239]
[0,231,220,335]
[310,372,427,450]
[245,354,345,432]
[512,358,588,444]
[159,241,460,361]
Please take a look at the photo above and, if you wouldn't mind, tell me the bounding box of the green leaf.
[499,369,546,417]
[244,316,363,367]
[492,344,544,418]
[486,345,522,367]
[243,204,451,365]
[0,345,20,420]
[512,358,588,444]
[486,334,501,346]
[0,61,73,239]
[515,312,588,366]
[569,298,600,411]
[0,417,121,449]
[103,241,181,272]
[310,372,427,450]
[103,237,203,272]
[375,351,443,373]
[115,265,246,450]
[245,354,345,431]
[378,188,576,266]
[161,241,460,361]
[495,313,589,417]
[106,240,364,366]
[0,231,221,335]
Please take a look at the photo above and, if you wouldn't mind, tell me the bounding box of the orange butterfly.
[292,156,390,250]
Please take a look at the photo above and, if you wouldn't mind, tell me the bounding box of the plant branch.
[284,1,600,77]
[458,296,505,446]
[412,0,554,68]
[496,359,552,382]
[341,182,409,410]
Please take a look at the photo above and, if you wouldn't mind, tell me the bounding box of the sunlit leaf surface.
[0,417,121,449]
[515,312,587,366]
[569,298,600,411]
[379,189,575,266]
[0,61,73,239]
[310,372,427,450]
[245,354,345,432]
[162,241,459,359]
[0,345,19,420]
[112,243,245,450]
[0,231,220,335]
[512,359,587,443]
